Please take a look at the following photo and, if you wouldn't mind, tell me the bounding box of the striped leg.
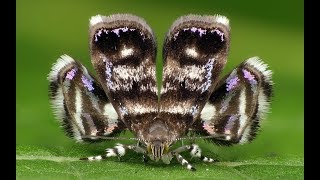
[188,144,216,163]
[175,153,196,171]
[171,144,217,170]
[80,143,146,161]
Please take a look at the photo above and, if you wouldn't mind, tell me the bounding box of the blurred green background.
[17,0,303,175]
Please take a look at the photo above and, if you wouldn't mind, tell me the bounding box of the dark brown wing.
[159,15,231,136]
[89,14,158,134]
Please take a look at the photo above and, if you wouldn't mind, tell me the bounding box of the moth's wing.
[48,55,125,142]
[89,14,158,133]
[159,15,230,133]
[193,57,273,145]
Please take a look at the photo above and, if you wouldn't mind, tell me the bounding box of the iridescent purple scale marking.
[226,76,239,91]
[225,115,238,132]
[242,69,257,84]
[66,68,77,80]
[81,75,94,91]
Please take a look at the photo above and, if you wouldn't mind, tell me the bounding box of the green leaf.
[16,145,303,179]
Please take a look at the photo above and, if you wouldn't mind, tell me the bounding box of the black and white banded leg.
[80,143,146,161]
[172,144,216,171]
[174,153,196,171]
[189,144,216,163]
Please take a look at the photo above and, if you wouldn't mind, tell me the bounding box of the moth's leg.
[80,143,126,161]
[171,145,197,170]
[173,152,196,171]
[188,144,216,163]
[80,143,146,161]
[171,144,216,165]
[143,154,148,163]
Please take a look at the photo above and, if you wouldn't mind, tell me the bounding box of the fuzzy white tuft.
[190,144,201,158]
[47,54,75,82]
[90,15,104,26]
[245,57,273,83]
[187,164,193,170]
[115,144,126,156]
[213,14,230,26]
[106,149,117,157]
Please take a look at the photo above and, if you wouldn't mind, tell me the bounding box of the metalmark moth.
[48,14,273,171]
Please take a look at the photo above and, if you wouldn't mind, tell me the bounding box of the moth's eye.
[167,27,227,64]
[92,27,152,64]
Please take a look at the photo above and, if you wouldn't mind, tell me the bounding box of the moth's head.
[142,119,174,161]
[147,139,169,161]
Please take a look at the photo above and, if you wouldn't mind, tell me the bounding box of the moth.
[48,14,273,171]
